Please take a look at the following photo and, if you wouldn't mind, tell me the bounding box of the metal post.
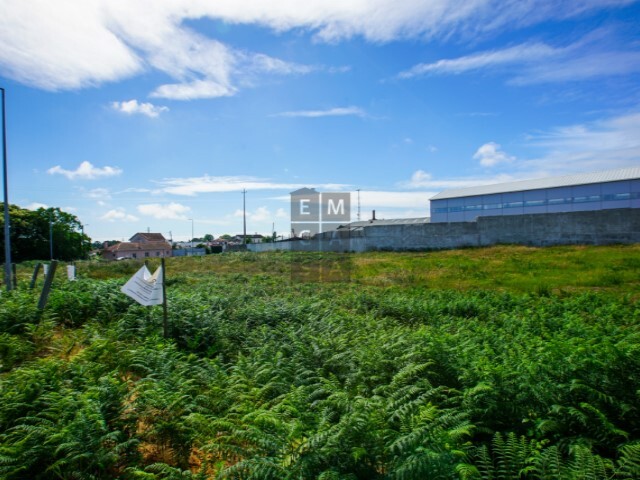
[1,88,12,291]
[242,188,247,245]
[80,223,88,259]
[30,263,42,289]
[49,213,53,260]
[161,257,168,338]
[37,260,57,310]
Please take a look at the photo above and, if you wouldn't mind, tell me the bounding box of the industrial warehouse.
[430,167,640,223]
[251,166,640,252]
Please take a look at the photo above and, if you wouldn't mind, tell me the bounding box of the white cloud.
[400,169,516,190]
[6,1,628,96]
[47,161,122,180]
[151,80,237,100]
[101,208,139,222]
[357,190,435,209]
[234,206,274,222]
[24,202,48,210]
[137,202,191,220]
[0,1,141,90]
[111,99,169,118]
[523,111,640,174]
[272,106,366,118]
[84,188,111,200]
[155,175,350,196]
[473,142,515,167]
[397,33,640,84]
[399,111,640,192]
[398,42,559,78]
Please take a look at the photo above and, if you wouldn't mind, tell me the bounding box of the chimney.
[372,209,376,221]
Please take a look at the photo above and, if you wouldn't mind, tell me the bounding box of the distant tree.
[220,234,232,240]
[203,233,214,242]
[0,204,90,262]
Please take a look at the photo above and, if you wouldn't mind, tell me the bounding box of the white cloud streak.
[137,203,191,220]
[401,111,640,192]
[400,170,516,190]
[2,1,633,96]
[84,188,112,201]
[398,42,559,78]
[272,106,366,118]
[358,190,435,209]
[101,208,139,222]
[398,33,640,84]
[47,161,122,180]
[523,111,640,174]
[155,175,350,196]
[111,99,169,117]
[234,206,277,223]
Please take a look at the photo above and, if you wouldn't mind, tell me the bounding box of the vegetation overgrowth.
[0,245,639,479]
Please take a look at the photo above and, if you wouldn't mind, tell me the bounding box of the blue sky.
[1,0,639,241]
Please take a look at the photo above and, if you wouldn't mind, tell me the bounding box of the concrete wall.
[294,208,640,252]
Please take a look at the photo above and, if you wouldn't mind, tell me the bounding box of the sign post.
[161,258,168,338]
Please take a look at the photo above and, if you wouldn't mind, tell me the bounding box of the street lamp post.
[242,189,247,246]
[80,223,88,259]
[1,87,12,291]
[49,213,54,260]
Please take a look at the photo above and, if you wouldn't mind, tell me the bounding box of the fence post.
[30,263,42,289]
[37,260,57,310]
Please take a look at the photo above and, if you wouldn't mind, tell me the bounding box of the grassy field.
[1,245,639,479]
[64,243,640,294]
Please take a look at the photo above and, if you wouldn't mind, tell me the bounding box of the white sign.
[43,264,49,275]
[67,265,76,281]
[121,265,164,306]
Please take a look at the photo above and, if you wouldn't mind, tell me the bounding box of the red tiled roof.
[130,232,167,242]
[105,241,170,252]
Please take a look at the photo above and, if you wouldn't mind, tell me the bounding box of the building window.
[132,253,137,259]
[145,252,150,257]
[505,201,523,208]
[463,205,478,211]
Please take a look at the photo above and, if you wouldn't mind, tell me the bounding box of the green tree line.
[0,203,89,262]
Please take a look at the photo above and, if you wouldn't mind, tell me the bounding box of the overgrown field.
[1,245,639,479]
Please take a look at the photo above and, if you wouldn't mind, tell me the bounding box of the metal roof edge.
[430,166,640,201]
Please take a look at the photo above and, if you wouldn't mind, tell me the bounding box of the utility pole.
[80,223,88,259]
[356,188,361,222]
[1,87,12,291]
[49,212,54,260]
[188,218,194,256]
[242,188,247,245]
